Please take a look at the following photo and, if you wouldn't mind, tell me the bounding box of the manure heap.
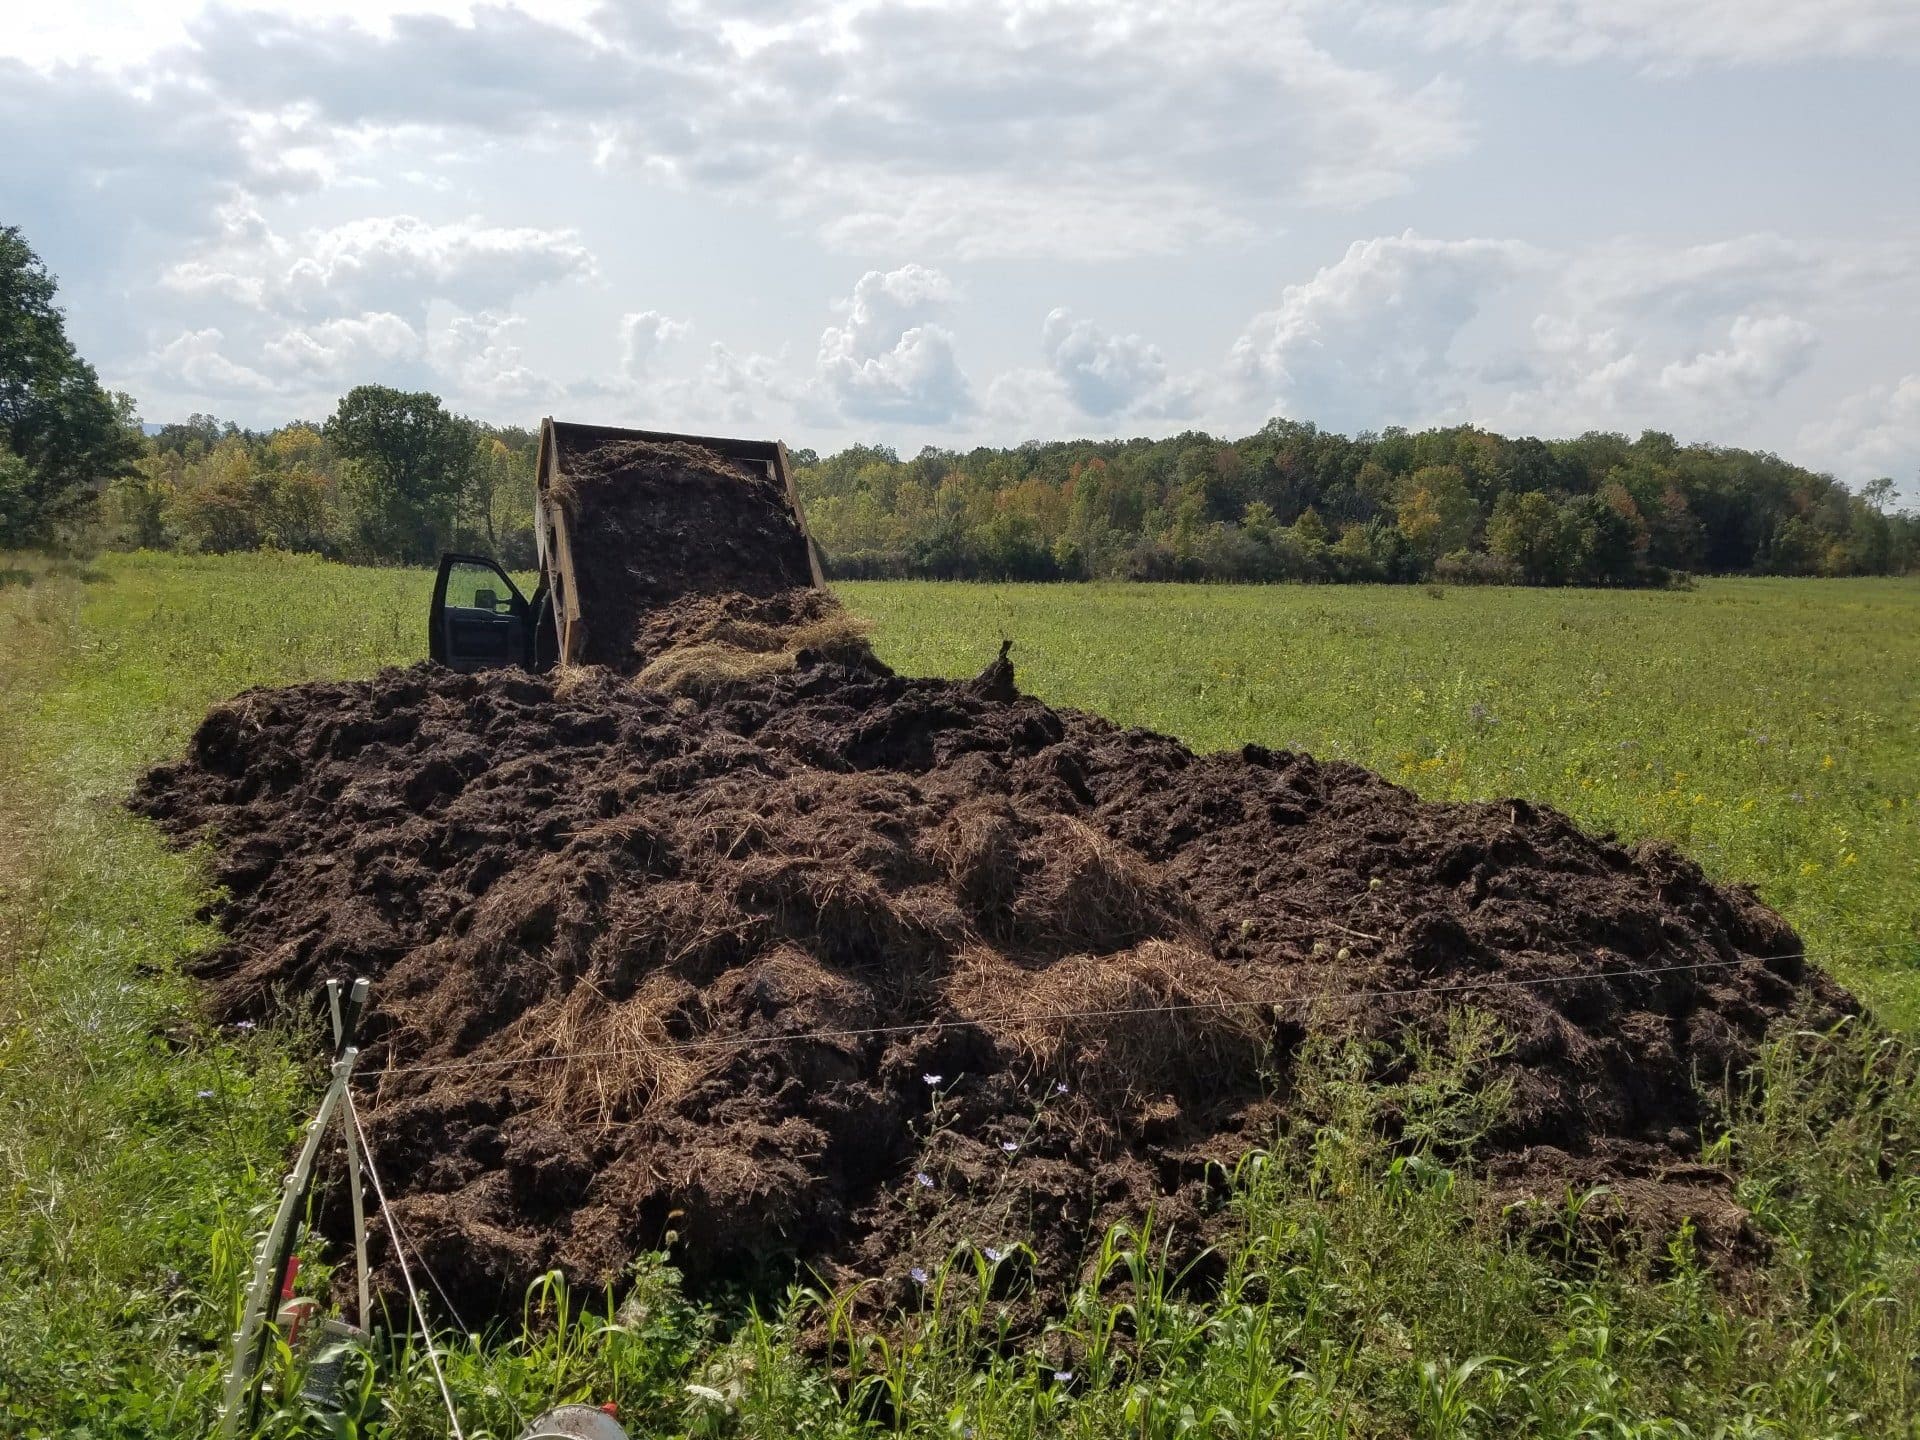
[135,440,1848,1318]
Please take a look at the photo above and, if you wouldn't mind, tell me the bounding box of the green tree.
[1766,517,1822,575]
[102,451,176,549]
[263,421,328,472]
[460,432,536,557]
[1353,458,1395,509]
[1328,516,1415,582]
[151,414,228,460]
[324,385,474,563]
[262,465,334,553]
[1488,492,1570,583]
[0,444,31,542]
[976,508,1053,580]
[1241,499,1279,544]
[166,442,266,553]
[0,226,142,545]
[1291,505,1329,552]
[1827,502,1893,576]
[1562,492,1641,585]
[1644,484,1704,571]
[1394,464,1478,568]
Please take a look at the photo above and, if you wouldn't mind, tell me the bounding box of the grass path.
[0,555,419,1435]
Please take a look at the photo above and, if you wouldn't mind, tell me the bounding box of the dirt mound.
[133,631,1848,1320]
[552,440,816,670]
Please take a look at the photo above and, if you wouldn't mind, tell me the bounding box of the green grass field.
[2,552,1917,1437]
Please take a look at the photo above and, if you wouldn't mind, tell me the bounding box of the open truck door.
[429,554,539,672]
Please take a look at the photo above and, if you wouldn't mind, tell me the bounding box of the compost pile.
[134,441,1847,1320]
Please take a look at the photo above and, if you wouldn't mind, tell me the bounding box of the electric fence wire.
[358,944,1903,1084]
[347,1093,466,1440]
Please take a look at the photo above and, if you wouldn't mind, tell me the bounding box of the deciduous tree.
[1488,492,1568,584]
[1395,464,1478,568]
[0,227,141,545]
[324,385,474,564]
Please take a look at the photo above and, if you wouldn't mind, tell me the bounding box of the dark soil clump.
[134,646,1849,1321]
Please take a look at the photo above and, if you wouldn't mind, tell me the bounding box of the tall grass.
[0,554,417,1435]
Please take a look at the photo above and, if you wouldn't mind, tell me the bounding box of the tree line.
[64,394,1920,588]
[108,395,542,568]
[96,411,1916,587]
[4,225,1914,584]
[796,425,1916,586]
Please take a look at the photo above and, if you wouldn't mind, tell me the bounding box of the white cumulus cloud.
[167,213,594,319]
[429,310,556,409]
[1655,314,1818,414]
[1799,376,1920,496]
[1371,0,1920,68]
[262,311,423,380]
[987,308,1202,430]
[151,328,276,395]
[1042,309,1174,419]
[1215,230,1919,467]
[1231,231,1537,431]
[619,310,693,381]
[816,265,972,424]
[1484,236,1915,438]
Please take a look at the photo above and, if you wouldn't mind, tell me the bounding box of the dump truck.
[428,419,824,673]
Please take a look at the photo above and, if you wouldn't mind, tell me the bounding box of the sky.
[3,0,1917,493]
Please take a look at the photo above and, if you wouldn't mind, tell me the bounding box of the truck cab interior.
[428,554,552,672]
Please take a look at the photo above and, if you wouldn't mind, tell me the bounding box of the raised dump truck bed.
[536,420,826,668]
[431,419,825,673]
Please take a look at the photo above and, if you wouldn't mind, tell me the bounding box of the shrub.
[1434,549,1521,585]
